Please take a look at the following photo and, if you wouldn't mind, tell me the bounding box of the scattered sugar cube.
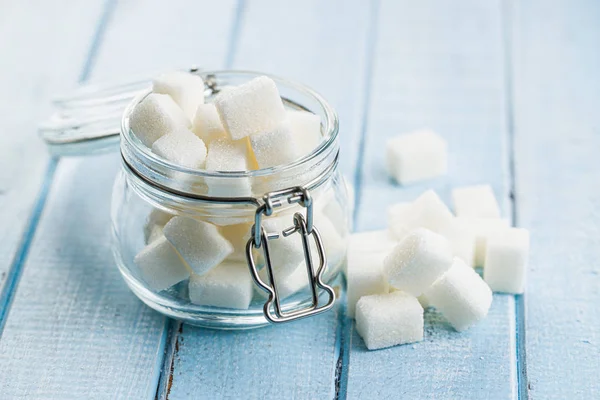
[417,294,431,309]
[249,120,300,168]
[151,128,207,169]
[389,190,454,240]
[214,76,286,140]
[459,217,511,267]
[347,252,389,317]
[348,230,398,256]
[423,257,493,331]
[484,227,530,293]
[163,217,233,275]
[205,139,251,197]
[153,71,205,120]
[134,236,190,291]
[143,208,173,243]
[438,218,477,267]
[262,217,305,275]
[384,228,453,296]
[387,202,410,222]
[129,93,191,147]
[452,184,501,219]
[192,103,227,143]
[257,261,310,300]
[188,261,253,309]
[287,110,322,156]
[355,291,424,350]
[385,129,447,184]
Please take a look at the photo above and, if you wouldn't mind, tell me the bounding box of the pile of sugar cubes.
[348,129,530,350]
[131,71,346,309]
[129,71,323,177]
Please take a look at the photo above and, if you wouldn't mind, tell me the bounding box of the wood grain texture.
[347,1,517,398]
[511,0,600,398]
[0,0,105,302]
[0,1,237,398]
[168,1,373,398]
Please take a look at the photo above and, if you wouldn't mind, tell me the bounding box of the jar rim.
[120,70,339,179]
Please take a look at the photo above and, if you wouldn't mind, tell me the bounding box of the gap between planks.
[0,0,118,337]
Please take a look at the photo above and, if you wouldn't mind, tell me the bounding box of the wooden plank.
[347,1,517,398]
[511,0,600,398]
[168,1,373,398]
[0,1,237,398]
[0,0,106,314]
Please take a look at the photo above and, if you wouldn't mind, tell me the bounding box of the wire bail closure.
[246,187,336,323]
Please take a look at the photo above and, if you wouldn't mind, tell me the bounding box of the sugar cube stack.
[388,190,454,240]
[163,216,233,275]
[484,227,530,293]
[188,261,254,309]
[384,228,454,296]
[355,291,424,350]
[452,184,501,219]
[153,71,205,120]
[130,93,190,147]
[423,257,493,331]
[460,217,511,267]
[134,236,190,291]
[151,129,207,169]
[346,251,390,317]
[385,129,447,184]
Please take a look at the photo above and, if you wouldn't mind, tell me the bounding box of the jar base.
[119,262,345,330]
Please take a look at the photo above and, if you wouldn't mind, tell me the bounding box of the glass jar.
[109,71,350,329]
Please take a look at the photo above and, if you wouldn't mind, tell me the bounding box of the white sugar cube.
[385,129,447,184]
[129,93,191,147]
[262,217,305,275]
[214,76,286,140]
[257,262,309,300]
[219,222,252,262]
[355,291,424,350]
[417,294,431,309]
[452,184,501,219]
[146,224,164,244]
[192,103,227,143]
[205,139,251,197]
[384,228,453,296]
[389,190,454,240]
[348,230,398,256]
[134,236,190,291]
[249,120,300,168]
[387,202,410,222]
[438,219,477,267]
[459,217,511,267]
[423,257,493,331]
[317,190,349,236]
[347,252,389,317]
[188,261,253,309]
[163,217,233,275]
[143,208,173,243]
[153,71,205,120]
[287,110,322,156]
[484,227,530,293]
[151,129,207,169]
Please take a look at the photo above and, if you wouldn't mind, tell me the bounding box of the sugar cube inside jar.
[112,71,350,329]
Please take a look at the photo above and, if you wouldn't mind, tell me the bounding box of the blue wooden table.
[0,1,598,398]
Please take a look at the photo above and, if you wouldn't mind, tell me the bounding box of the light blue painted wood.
[168,1,373,398]
[0,0,106,310]
[0,1,238,398]
[347,1,517,398]
[511,0,600,398]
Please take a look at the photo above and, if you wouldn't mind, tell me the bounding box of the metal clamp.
[246,188,336,323]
